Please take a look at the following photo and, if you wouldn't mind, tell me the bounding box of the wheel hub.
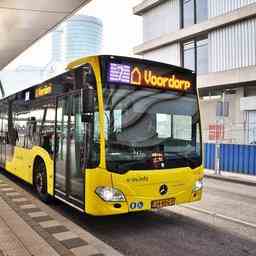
[36,172,43,193]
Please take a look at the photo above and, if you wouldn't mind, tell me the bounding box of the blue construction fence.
[204,143,256,176]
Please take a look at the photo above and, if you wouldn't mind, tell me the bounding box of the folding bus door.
[55,93,85,208]
[0,112,7,165]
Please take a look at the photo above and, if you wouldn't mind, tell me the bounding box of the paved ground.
[205,169,256,186]
[1,170,256,256]
[192,178,256,225]
[0,172,122,256]
[50,178,256,256]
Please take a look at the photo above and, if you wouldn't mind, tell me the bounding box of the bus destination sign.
[108,62,192,91]
[35,83,53,98]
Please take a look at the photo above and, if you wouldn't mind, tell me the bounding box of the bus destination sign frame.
[107,62,193,92]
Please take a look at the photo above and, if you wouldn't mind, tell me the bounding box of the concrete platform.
[0,174,123,256]
[204,169,256,186]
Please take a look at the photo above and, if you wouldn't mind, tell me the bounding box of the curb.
[204,173,256,187]
[181,205,256,229]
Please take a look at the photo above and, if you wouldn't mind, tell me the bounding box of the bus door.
[0,113,6,166]
[0,113,3,165]
[55,93,85,208]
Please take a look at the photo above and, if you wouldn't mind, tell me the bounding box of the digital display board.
[107,62,193,92]
[108,63,131,83]
[35,83,53,98]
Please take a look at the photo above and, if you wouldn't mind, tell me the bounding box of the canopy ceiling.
[0,0,92,70]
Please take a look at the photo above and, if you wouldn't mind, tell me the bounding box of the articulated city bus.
[0,55,203,215]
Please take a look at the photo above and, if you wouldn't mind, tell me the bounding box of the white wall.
[143,0,180,42]
[143,43,181,66]
[209,0,256,18]
[200,88,245,144]
[209,18,256,73]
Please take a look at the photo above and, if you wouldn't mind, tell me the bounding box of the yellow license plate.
[151,198,176,209]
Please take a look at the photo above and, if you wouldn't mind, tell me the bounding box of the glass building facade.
[52,15,103,63]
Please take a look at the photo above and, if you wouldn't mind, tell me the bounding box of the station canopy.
[0,0,92,70]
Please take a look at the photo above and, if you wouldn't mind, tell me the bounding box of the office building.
[52,15,103,63]
[133,0,256,144]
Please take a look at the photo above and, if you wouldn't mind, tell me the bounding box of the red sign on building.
[209,124,224,141]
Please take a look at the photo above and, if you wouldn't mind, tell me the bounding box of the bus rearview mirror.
[82,89,94,114]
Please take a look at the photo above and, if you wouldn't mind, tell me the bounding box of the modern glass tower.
[52,15,103,63]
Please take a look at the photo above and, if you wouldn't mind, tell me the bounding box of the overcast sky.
[5,0,142,70]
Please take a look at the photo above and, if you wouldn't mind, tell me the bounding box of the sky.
[4,0,142,71]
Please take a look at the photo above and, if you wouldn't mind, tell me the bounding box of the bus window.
[173,115,192,140]
[39,106,56,155]
[14,112,29,148]
[156,114,172,139]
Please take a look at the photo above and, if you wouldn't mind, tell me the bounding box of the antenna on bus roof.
[0,80,5,98]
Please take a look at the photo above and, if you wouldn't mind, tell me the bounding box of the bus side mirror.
[82,89,95,122]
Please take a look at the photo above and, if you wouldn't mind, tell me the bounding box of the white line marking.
[12,198,28,202]
[39,220,61,228]
[28,212,48,218]
[180,205,256,229]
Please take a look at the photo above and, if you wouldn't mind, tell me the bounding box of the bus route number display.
[108,63,192,91]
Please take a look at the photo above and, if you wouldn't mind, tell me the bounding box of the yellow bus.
[0,55,203,215]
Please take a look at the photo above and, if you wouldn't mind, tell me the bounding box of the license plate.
[151,198,176,209]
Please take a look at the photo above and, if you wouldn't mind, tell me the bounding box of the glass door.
[55,96,70,195]
[69,94,85,203]
[0,114,3,164]
[0,113,7,165]
[55,93,85,207]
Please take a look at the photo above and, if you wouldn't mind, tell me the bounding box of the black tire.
[34,159,50,202]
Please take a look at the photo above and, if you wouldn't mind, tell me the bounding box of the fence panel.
[204,143,215,169]
[219,144,256,175]
[204,143,256,175]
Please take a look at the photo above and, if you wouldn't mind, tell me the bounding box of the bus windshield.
[104,84,202,173]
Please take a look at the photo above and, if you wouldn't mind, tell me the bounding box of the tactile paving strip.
[0,176,106,256]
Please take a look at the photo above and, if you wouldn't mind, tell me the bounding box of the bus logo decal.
[131,67,142,85]
[159,184,168,195]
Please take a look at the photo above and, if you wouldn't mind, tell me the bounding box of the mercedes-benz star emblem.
[159,184,168,195]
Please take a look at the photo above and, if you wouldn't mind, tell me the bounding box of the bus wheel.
[34,159,50,202]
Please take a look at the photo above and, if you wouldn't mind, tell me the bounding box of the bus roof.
[66,55,195,75]
[1,55,195,103]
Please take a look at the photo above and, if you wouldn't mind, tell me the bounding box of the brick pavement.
[0,174,123,256]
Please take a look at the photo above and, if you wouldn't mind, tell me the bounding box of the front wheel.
[34,160,50,202]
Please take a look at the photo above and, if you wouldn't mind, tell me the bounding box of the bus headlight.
[95,187,126,202]
[192,180,203,192]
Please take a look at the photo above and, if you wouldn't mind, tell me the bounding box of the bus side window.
[39,107,56,155]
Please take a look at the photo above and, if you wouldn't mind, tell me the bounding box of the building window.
[216,101,229,117]
[183,0,195,28]
[182,0,208,28]
[183,41,195,71]
[182,37,208,75]
[196,0,208,23]
[196,38,208,75]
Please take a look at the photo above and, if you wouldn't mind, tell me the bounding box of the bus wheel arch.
[33,156,50,202]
